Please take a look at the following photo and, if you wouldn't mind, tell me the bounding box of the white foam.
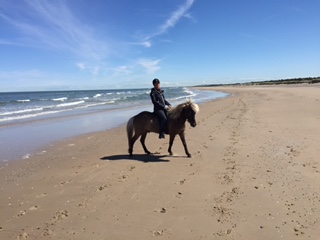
[56,101,85,108]
[22,154,31,159]
[0,108,43,116]
[74,101,114,110]
[82,101,114,107]
[17,99,30,102]
[93,94,102,98]
[52,97,67,101]
[183,88,194,95]
[173,93,197,101]
[0,110,61,122]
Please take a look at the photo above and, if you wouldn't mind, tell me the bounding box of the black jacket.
[150,88,171,111]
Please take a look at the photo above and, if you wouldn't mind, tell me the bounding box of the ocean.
[0,87,228,161]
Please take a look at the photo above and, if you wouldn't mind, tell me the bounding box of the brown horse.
[127,99,199,157]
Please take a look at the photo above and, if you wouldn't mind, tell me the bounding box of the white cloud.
[76,63,87,70]
[0,0,108,61]
[158,0,195,35]
[0,0,197,90]
[142,41,152,48]
[127,40,152,48]
[138,59,161,74]
[113,66,132,76]
[76,63,101,75]
[146,0,196,41]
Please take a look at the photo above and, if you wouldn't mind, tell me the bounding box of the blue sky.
[0,0,319,92]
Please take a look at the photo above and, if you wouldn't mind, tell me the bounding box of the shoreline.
[0,105,150,162]
[0,89,228,162]
[1,84,319,239]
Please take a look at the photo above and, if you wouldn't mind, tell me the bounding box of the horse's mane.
[168,99,199,120]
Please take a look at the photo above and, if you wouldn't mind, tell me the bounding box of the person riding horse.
[150,78,171,139]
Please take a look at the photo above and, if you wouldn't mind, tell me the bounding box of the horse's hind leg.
[129,133,141,156]
[140,132,151,154]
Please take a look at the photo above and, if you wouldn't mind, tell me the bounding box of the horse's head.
[184,100,199,127]
[169,99,200,127]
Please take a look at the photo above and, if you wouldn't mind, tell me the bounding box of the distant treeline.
[195,77,320,87]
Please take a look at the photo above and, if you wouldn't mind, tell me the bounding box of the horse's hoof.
[146,151,151,155]
[187,154,191,158]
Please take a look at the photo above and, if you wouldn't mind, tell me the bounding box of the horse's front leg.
[179,132,191,158]
[168,134,176,155]
[140,132,151,154]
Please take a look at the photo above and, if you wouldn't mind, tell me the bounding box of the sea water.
[0,87,228,161]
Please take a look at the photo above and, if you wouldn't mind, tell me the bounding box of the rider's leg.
[155,110,167,139]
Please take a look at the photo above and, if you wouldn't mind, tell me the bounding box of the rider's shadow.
[100,154,170,163]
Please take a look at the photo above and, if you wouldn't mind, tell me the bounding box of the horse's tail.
[127,116,134,148]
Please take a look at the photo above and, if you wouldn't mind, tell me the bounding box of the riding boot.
[159,133,165,139]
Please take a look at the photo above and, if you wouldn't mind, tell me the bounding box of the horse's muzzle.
[190,122,196,127]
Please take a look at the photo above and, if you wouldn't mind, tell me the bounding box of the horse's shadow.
[100,154,170,163]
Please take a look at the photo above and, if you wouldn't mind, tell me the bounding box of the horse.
[126,99,199,158]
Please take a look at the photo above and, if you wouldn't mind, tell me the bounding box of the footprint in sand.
[286,146,300,157]
[36,193,47,198]
[41,228,53,237]
[154,207,167,214]
[97,185,108,191]
[51,210,69,223]
[16,210,26,217]
[223,174,233,184]
[17,232,29,239]
[179,179,186,185]
[60,180,73,185]
[129,166,136,171]
[118,175,128,182]
[152,229,166,236]
[215,228,232,236]
[176,192,183,198]
[29,205,39,210]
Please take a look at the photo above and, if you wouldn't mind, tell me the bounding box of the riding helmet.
[152,78,160,85]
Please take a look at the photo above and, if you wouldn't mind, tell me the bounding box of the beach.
[1,84,320,239]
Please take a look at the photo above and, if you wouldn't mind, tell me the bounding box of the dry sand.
[1,84,320,239]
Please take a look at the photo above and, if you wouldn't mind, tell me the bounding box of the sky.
[0,0,319,92]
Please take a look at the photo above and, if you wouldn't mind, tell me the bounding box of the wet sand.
[0,105,151,161]
[1,84,319,239]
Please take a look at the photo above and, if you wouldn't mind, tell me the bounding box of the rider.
[150,78,171,139]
